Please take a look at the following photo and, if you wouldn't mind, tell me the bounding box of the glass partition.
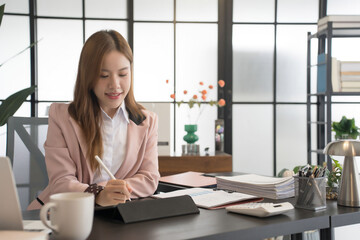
[133,23,174,102]
[233,104,274,176]
[233,24,274,102]
[233,0,274,22]
[276,105,307,172]
[37,0,82,17]
[37,19,83,101]
[277,0,318,23]
[85,0,127,19]
[0,15,30,99]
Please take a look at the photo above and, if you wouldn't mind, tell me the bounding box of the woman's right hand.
[95,179,132,206]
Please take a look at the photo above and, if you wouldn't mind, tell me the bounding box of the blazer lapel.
[69,117,94,181]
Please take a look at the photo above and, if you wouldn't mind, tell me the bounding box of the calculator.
[226,202,294,217]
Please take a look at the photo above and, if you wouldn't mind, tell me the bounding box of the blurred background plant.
[326,157,342,199]
[332,115,359,140]
[0,4,36,126]
[166,79,226,124]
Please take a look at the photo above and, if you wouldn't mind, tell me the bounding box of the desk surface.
[24,198,360,240]
[22,186,360,240]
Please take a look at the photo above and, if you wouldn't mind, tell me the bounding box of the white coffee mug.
[40,192,94,240]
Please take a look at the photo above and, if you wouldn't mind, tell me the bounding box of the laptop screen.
[0,156,24,230]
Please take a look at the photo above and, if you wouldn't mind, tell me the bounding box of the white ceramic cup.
[40,192,94,240]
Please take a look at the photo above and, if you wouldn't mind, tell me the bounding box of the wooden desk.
[158,152,232,176]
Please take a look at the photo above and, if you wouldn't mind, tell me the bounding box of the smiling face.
[93,50,131,118]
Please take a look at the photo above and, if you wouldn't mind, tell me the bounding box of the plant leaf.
[0,4,4,27]
[0,86,36,126]
[0,40,40,68]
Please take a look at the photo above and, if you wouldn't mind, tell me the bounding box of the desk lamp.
[323,140,360,207]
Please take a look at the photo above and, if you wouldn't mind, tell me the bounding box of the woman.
[28,30,160,209]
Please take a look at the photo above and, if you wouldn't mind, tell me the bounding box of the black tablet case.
[95,195,199,224]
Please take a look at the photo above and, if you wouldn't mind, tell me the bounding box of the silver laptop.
[0,156,50,233]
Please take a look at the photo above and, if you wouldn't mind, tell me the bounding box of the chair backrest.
[6,117,49,210]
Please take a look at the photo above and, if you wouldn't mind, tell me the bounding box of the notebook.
[159,171,217,188]
[0,156,50,237]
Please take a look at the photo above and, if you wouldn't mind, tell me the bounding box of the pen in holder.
[294,176,326,211]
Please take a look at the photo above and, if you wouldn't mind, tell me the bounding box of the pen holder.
[294,176,326,211]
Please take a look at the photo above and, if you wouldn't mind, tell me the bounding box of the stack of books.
[340,61,360,92]
[316,53,360,93]
[317,15,360,32]
[216,174,294,200]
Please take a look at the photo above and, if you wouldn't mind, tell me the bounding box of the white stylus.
[95,155,116,180]
[95,155,131,201]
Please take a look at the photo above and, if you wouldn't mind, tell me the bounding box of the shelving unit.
[307,21,360,170]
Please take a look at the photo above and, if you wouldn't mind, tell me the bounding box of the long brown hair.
[68,30,145,171]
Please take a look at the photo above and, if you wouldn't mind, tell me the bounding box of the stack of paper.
[153,187,261,209]
[216,174,294,200]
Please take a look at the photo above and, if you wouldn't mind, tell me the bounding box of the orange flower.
[201,90,207,95]
[193,94,198,99]
[199,81,204,86]
[201,95,207,101]
[170,93,175,99]
[218,80,225,88]
[183,90,188,94]
[166,79,169,84]
[209,85,213,89]
[218,99,226,107]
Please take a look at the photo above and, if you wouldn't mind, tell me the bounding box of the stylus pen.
[95,155,131,201]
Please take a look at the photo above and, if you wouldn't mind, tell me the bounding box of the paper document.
[216,174,295,199]
[153,188,261,209]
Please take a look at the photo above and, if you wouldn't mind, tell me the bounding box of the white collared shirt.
[93,103,129,183]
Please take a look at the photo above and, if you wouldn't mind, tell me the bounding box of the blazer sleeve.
[44,104,89,194]
[125,112,160,198]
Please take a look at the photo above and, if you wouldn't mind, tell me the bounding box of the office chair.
[6,117,49,210]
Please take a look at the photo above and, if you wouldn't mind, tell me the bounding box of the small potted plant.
[332,116,359,140]
[325,158,342,200]
[279,160,342,200]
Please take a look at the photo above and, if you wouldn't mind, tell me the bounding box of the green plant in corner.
[332,116,359,140]
[0,4,36,126]
[325,157,342,199]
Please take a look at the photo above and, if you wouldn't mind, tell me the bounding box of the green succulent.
[332,116,359,140]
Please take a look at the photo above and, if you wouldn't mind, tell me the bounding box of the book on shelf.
[317,15,360,31]
[318,22,360,32]
[152,187,262,209]
[341,61,360,72]
[332,57,341,92]
[341,81,360,88]
[317,53,327,93]
[216,174,295,200]
[339,61,360,91]
[341,74,360,81]
[317,53,341,92]
[341,87,360,92]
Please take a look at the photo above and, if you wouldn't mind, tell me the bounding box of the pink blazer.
[28,103,160,210]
